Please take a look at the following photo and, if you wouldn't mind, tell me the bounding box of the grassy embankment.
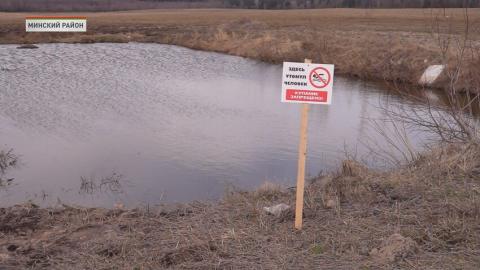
[1,9,480,269]
[0,9,479,90]
[1,144,479,269]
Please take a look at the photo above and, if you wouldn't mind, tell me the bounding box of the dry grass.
[0,149,17,187]
[1,9,479,90]
[1,143,479,269]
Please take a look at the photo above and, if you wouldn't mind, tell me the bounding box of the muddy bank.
[0,9,479,92]
[1,143,479,269]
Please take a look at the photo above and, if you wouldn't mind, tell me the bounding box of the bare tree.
[369,6,480,167]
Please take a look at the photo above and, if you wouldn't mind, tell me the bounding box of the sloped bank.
[1,143,479,269]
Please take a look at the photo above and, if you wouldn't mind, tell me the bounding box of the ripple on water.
[0,43,435,207]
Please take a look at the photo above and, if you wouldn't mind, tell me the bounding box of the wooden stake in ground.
[282,59,333,229]
[294,58,312,230]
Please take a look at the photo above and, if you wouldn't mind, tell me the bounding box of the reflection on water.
[0,43,434,207]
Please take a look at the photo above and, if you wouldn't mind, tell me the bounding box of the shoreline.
[2,40,407,92]
[1,9,479,93]
[0,37,457,90]
[1,143,479,269]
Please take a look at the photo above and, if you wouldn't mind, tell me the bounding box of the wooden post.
[295,58,311,230]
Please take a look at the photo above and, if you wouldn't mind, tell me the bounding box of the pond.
[0,43,434,207]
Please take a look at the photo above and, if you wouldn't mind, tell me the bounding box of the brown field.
[1,8,479,90]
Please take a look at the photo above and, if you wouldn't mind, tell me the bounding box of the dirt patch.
[0,203,43,233]
[369,233,418,265]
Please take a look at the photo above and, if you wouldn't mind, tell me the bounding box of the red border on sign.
[286,89,328,103]
[309,67,331,89]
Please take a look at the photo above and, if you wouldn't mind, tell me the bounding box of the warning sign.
[281,62,334,105]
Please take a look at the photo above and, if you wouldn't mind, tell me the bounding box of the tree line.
[224,0,479,8]
[0,0,221,12]
[0,0,478,12]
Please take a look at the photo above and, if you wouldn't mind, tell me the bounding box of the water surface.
[0,43,431,207]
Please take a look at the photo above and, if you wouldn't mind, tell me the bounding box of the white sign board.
[282,62,334,105]
[26,17,87,32]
